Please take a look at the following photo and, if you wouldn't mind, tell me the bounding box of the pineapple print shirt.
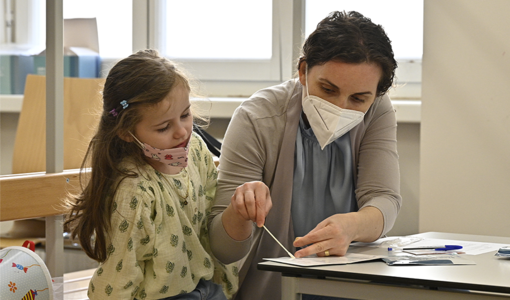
[88,133,238,300]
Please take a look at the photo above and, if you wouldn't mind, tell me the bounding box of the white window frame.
[146,0,288,82]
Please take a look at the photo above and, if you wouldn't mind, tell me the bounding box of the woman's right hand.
[230,181,272,228]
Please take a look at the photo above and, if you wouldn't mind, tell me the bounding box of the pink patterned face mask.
[129,132,190,167]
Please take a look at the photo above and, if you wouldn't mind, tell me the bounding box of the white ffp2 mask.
[301,70,365,150]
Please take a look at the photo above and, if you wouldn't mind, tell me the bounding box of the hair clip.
[109,100,129,117]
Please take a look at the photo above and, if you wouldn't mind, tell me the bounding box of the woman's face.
[298,60,382,113]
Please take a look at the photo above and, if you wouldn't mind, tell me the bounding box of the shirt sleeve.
[208,105,260,264]
[88,181,156,300]
[355,94,402,237]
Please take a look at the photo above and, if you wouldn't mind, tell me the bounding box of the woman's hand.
[222,181,272,241]
[293,213,357,258]
[293,207,383,258]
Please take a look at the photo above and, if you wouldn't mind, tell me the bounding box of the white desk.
[258,232,510,300]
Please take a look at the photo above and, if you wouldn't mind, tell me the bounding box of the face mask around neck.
[301,68,365,149]
[129,132,190,167]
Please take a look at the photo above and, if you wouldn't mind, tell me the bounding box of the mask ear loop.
[304,65,311,99]
[128,131,145,149]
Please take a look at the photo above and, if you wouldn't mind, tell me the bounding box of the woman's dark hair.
[298,11,397,96]
[65,49,195,262]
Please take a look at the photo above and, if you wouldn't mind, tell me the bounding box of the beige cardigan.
[209,79,402,300]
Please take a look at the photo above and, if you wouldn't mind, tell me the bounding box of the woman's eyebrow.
[318,78,340,91]
[353,91,373,96]
[319,78,373,95]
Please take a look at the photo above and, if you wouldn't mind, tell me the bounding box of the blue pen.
[388,245,463,251]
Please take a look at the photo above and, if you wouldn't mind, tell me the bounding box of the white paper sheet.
[263,253,383,267]
[352,236,509,255]
[350,236,423,248]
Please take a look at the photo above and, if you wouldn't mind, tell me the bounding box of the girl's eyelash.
[157,124,170,132]
[156,112,190,132]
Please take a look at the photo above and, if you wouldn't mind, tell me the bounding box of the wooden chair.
[12,74,104,174]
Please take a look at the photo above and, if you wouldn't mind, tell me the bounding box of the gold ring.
[325,250,330,257]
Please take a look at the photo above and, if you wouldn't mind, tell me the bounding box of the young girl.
[65,49,238,300]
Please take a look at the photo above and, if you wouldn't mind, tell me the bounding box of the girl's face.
[132,82,193,171]
[298,60,382,113]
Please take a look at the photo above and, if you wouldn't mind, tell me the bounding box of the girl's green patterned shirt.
[88,132,238,299]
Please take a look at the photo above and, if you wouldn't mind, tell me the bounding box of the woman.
[208,11,402,300]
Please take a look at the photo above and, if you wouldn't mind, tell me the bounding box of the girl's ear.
[118,130,134,143]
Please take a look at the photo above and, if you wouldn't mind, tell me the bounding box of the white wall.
[389,123,420,236]
[420,0,510,237]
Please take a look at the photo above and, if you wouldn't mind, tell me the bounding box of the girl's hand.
[230,181,272,227]
[292,213,358,258]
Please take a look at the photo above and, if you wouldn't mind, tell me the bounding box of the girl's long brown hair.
[65,49,195,262]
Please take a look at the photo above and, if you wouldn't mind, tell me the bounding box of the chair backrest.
[12,74,104,174]
[193,124,222,158]
[0,170,84,221]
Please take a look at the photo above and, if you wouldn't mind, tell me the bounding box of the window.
[150,0,282,83]
[163,1,272,60]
